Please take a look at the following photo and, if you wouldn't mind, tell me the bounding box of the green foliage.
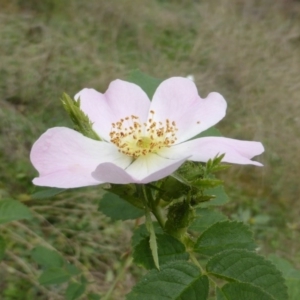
[31,188,66,199]
[268,255,300,300]
[66,281,86,300]
[133,233,189,269]
[194,221,256,256]
[207,249,288,300]
[189,208,228,232]
[31,245,82,291]
[87,293,101,300]
[31,246,64,268]
[131,223,164,248]
[127,70,163,99]
[200,186,229,207]
[107,184,144,209]
[0,236,6,261]
[216,283,275,300]
[0,199,33,224]
[38,267,71,285]
[99,191,144,220]
[126,261,209,300]
[158,176,190,202]
[61,93,101,141]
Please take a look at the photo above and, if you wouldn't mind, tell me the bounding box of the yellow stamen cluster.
[109,110,178,158]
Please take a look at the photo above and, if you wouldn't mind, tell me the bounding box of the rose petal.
[30,127,131,188]
[75,80,151,141]
[161,137,264,166]
[150,77,227,143]
[92,155,188,184]
[92,163,135,184]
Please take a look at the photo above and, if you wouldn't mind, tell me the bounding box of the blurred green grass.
[1,0,300,298]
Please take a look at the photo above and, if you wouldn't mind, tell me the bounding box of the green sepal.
[61,93,100,140]
[145,209,160,269]
[158,176,190,202]
[131,223,164,248]
[191,178,223,189]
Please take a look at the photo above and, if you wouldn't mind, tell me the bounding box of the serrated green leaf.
[207,249,288,300]
[145,209,159,269]
[0,199,33,224]
[31,246,64,268]
[39,267,71,285]
[133,234,189,269]
[0,236,6,261]
[268,255,300,300]
[66,282,86,300]
[194,221,256,256]
[131,223,164,248]
[200,186,229,207]
[31,188,66,199]
[218,282,274,300]
[127,70,163,99]
[99,192,144,221]
[189,208,227,232]
[126,261,209,300]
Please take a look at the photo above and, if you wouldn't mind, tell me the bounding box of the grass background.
[1,0,300,298]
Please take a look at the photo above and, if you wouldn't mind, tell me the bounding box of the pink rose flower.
[30,77,264,188]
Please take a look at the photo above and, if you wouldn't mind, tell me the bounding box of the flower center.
[109,110,178,158]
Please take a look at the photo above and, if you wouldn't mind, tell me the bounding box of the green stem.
[102,255,133,300]
[141,185,160,269]
[189,252,219,288]
[151,202,165,229]
[142,185,165,229]
[189,252,205,274]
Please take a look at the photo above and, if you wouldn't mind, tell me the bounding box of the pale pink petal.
[150,77,227,143]
[30,127,132,188]
[92,163,136,184]
[92,155,188,184]
[75,80,151,141]
[126,154,188,182]
[160,137,264,166]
